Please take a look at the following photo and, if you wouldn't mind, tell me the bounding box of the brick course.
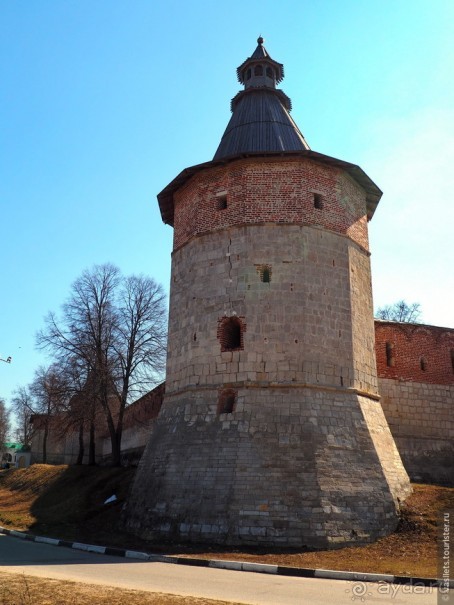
[173,157,370,251]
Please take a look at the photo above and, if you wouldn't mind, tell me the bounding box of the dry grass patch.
[0,572,241,605]
[0,465,135,543]
[1,466,452,579]
[0,466,64,530]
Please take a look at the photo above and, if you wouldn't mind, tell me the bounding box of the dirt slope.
[0,465,452,578]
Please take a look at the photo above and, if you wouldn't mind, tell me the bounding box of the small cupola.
[237,36,284,90]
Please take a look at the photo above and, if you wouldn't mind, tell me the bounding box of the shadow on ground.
[0,464,453,577]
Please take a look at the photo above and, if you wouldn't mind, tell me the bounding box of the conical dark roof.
[156,39,383,227]
[213,37,309,160]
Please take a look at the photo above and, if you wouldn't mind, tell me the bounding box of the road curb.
[1,525,452,589]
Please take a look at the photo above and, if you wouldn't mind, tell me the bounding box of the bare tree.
[0,398,10,446]
[11,386,35,448]
[110,275,167,465]
[37,264,119,465]
[56,357,101,466]
[30,365,69,464]
[376,300,422,323]
[37,263,167,466]
[55,357,86,465]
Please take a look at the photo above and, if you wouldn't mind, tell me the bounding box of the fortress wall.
[30,426,103,466]
[379,377,454,485]
[349,246,378,394]
[126,181,410,545]
[166,223,377,396]
[100,422,154,458]
[375,321,454,385]
[375,322,454,485]
[126,387,402,548]
[167,156,376,398]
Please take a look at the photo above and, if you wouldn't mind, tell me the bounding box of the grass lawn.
[0,464,452,579]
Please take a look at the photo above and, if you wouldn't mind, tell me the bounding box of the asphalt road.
[0,534,445,604]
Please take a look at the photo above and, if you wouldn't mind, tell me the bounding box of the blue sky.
[1,0,453,404]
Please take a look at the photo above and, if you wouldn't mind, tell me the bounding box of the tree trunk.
[23,419,29,448]
[111,431,122,467]
[42,422,48,464]
[76,422,84,465]
[99,388,122,467]
[88,420,96,465]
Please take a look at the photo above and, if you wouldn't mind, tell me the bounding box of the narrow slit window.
[313,193,324,209]
[451,349,454,373]
[256,264,272,283]
[262,267,271,283]
[420,357,427,371]
[385,342,395,367]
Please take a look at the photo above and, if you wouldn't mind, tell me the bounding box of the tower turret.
[214,37,309,160]
[125,39,411,548]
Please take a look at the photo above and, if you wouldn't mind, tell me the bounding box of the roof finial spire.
[257,35,264,45]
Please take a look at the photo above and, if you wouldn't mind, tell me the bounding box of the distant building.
[1,442,31,469]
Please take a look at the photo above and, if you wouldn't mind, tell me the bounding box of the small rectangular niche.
[218,389,237,414]
[255,264,272,283]
[313,193,324,210]
[215,190,228,210]
[385,342,395,367]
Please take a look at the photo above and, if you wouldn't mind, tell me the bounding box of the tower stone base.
[125,386,411,548]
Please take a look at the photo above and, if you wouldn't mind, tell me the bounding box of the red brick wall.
[173,157,369,251]
[121,383,165,430]
[375,321,454,385]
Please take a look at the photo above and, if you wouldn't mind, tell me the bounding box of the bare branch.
[0,398,10,445]
[376,300,422,323]
[35,263,167,466]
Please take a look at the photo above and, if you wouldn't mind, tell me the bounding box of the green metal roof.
[3,442,27,451]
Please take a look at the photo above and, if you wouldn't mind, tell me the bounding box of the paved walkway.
[0,534,446,604]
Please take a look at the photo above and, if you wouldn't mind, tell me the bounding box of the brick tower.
[125,38,411,548]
